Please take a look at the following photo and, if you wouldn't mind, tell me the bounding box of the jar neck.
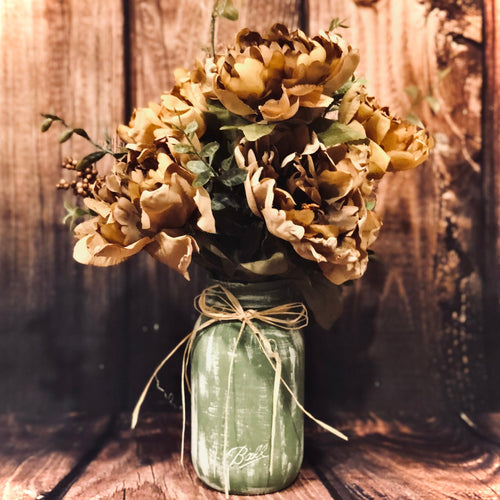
[206,279,301,310]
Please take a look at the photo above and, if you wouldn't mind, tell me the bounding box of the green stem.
[210,13,216,58]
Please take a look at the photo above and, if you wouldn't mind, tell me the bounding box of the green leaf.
[200,141,220,162]
[73,128,91,141]
[193,170,213,188]
[211,197,226,211]
[211,192,240,211]
[333,76,368,97]
[59,129,74,143]
[205,100,248,128]
[329,17,349,31]
[220,122,276,142]
[316,120,366,146]
[75,150,106,171]
[213,0,239,20]
[184,120,198,136]
[293,269,343,330]
[41,113,64,121]
[366,200,376,211]
[62,201,93,232]
[219,168,248,187]
[404,85,420,101]
[186,159,211,175]
[404,112,424,128]
[40,118,53,132]
[173,143,194,154]
[424,95,440,114]
[221,155,234,172]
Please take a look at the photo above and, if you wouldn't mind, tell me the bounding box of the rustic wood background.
[0,0,496,421]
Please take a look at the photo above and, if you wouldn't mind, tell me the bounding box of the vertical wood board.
[124,0,304,413]
[483,0,500,408]
[306,0,486,415]
[0,0,127,414]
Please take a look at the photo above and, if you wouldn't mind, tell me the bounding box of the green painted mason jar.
[190,280,305,495]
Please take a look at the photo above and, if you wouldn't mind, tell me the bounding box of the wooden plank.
[306,0,486,416]
[0,0,127,414]
[128,0,303,105]
[0,414,110,500]
[63,412,332,499]
[124,0,303,414]
[308,414,500,499]
[482,0,500,408]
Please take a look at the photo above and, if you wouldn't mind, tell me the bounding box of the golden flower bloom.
[211,24,359,122]
[73,147,215,280]
[117,82,207,157]
[339,83,434,174]
[236,129,381,285]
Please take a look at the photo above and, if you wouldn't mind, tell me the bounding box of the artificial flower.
[339,83,434,173]
[211,23,359,122]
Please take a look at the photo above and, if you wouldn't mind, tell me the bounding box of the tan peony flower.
[211,24,359,122]
[339,83,434,174]
[73,146,215,279]
[117,79,207,158]
[237,130,381,285]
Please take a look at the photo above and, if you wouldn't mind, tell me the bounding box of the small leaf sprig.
[170,114,250,211]
[171,119,219,187]
[329,17,349,31]
[404,67,450,125]
[41,113,120,228]
[40,113,126,170]
[210,0,239,57]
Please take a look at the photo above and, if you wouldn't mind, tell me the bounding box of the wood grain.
[0,0,128,415]
[483,0,500,409]
[0,0,496,424]
[0,414,109,500]
[8,412,495,499]
[64,413,332,499]
[128,0,303,105]
[308,414,500,499]
[306,0,486,416]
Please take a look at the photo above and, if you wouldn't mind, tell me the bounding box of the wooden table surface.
[2,411,500,499]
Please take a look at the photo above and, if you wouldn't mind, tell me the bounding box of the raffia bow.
[131,284,348,497]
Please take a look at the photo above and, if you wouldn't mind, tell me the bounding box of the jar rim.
[206,278,302,309]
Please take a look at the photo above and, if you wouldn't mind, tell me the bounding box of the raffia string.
[131,284,348,497]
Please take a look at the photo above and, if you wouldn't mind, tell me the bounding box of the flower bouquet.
[43,3,432,496]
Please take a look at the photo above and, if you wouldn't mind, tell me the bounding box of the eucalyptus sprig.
[40,113,126,170]
[329,17,349,32]
[404,67,450,125]
[210,0,239,57]
[170,119,219,187]
[62,201,96,232]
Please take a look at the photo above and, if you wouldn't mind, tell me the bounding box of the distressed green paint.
[190,280,305,494]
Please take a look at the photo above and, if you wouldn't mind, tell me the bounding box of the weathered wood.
[5,412,495,499]
[306,0,486,416]
[0,0,497,425]
[483,0,500,409]
[128,0,303,105]
[124,0,304,413]
[0,414,110,500]
[63,413,332,499]
[308,413,500,499]
[0,0,127,415]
